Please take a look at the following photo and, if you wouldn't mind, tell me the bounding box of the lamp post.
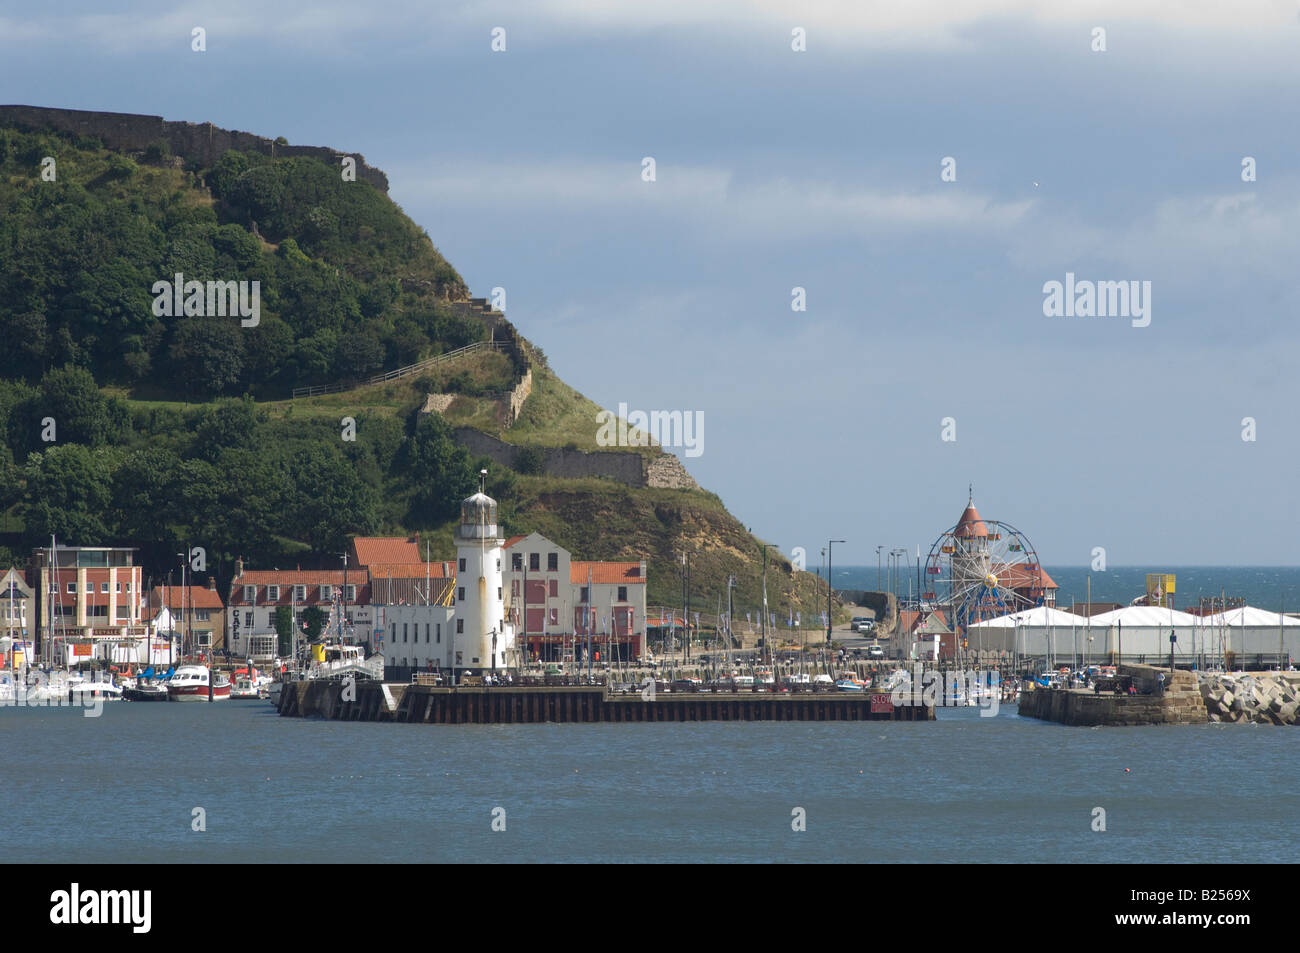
[876,546,883,592]
[826,539,845,646]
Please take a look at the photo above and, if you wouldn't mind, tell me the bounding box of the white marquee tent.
[967,607,1090,659]
[1195,607,1300,664]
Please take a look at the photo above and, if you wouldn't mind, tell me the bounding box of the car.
[850,617,871,632]
[866,645,886,659]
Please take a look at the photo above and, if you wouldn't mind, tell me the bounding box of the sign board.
[1145,573,1176,608]
[870,693,894,714]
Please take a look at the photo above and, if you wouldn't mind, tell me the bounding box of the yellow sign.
[1146,573,1176,607]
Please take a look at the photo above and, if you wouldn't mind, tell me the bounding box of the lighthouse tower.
[453,471,515,673]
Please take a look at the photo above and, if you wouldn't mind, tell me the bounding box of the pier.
[1017,664,1207,726]
[277,680,933,723]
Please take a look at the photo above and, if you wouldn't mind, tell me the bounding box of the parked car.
[850,617,871,632]
[866,645,886,659]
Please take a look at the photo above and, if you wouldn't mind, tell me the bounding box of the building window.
[244,611,253,628]
[391,622,396,641]
[529,553,540,571]
[195,610,210,622]
[512,553,522,571]
[294,585,306,601]
[457,587,465,602]
[100,582,109,593]
[268,585,279,601]
[497,587,502,602]
[125,583,131,593]
[197,633,212,647]
[320,584,332,600]
[456,619,463,634]
[436,624,441,644]
[547,553,558,572]
[618,586,628,602]
[496,558,501,571]
[67,582,76,594]
[425,624,430,643]
[243,585,255,602]
[580,586,589,603]
[457,558,466,573]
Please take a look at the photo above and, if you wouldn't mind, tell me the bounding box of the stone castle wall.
[451,427,648,486]
[0,105,389,191]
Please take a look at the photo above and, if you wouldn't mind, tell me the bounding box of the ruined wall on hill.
[0,105,389,191]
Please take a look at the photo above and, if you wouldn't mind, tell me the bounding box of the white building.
[502,532,647,662]
[376,604,455,671]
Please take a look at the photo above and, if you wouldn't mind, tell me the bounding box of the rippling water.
[4,700,1295,863]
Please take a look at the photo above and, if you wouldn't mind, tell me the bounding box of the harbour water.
[3,699,1295,864]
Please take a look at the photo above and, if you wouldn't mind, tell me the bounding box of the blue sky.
[3,1,1298,565]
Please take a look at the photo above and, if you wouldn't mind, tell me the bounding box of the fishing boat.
[835,672,866,692]
[166,664,230,701]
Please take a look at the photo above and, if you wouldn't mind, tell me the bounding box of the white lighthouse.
[453,471,515,674]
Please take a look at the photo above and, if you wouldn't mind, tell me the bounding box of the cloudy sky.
[4,1,1299,565]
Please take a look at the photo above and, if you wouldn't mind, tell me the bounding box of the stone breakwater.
[1199,671,1300,725]
[1018,665,1207,726]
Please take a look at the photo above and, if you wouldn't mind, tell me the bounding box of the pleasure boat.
[123,678,169,701]
[229,676,265,699]
[166,665,231,701]
[66,674,123,700]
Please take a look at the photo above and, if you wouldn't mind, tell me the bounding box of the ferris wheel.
[923,514,1044,637]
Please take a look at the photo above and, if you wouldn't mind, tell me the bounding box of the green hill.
[0,109,840,628]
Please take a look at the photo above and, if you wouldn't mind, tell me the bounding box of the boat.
[229,676,265,699]
[167,665,231,701]
[66,674,122,700]
[123,679,169,701]
[835,677,865,692]
[0,671,14,703]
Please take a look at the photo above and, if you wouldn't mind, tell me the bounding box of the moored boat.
[167,665,231,701]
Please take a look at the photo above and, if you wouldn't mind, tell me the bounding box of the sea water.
[1,700,1294,863]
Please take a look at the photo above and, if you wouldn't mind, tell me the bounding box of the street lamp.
[827,539,845,646]
[876,546,883,591]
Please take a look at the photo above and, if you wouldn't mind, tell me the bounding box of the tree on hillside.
[192,397,261,461]
[403,413,475,526]
[34,365,129,449]
[22,444,114,545]
[110,446,181,541]
[285,444,380,553]
[167,317,246,395]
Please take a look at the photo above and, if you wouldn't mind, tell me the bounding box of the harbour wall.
[278,680,933,723]
[1017,665,1207,726]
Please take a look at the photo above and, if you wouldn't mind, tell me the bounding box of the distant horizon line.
[823,564,1300,570]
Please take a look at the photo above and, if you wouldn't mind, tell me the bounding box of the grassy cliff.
[0,110,840,625]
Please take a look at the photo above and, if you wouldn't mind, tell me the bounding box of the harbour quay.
[1017,664,1207,726]
[277,680,934,723]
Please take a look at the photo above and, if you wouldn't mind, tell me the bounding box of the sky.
[2,1,1298,566]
